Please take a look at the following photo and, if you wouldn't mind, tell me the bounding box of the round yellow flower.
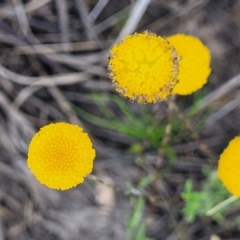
[27,122,96,190]
[167,34,211,95]
[108,31,179,104]
[218,136,240,197]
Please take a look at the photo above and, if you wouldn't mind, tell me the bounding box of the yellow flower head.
[108,31,179,103]
[218,136,240,197]
[27,122,96,190]
[167,34,211,95]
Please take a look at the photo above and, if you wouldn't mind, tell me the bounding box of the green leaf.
[163,145,177,163]
[129,143,144,154]
[138,175,154,190]
[129,198,145,230]
[181,172,240,224]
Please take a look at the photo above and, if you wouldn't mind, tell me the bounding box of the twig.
[113,0,151,45]
[156,95,175,169]
[75,0,97,40]
[54,0,70,47]
[0,27,104,69]
[25,0,51,13]
[145,0,209,32]
[153,96,175,196]
[171,100,217,163]
[197,73,240,112]
[0,0,51,18]
[89,0,109,21]
[0,63,101,86]
[0,215,4,240]
[11,0,103,69]
[174,136,225,154]
[12,0,32,37]
[48,86,83,126]
[93,4,132,34]
[206,92,240,127]
[12,86,41,109]
[12,40,112,54]
[0,91,34,152]
[86,174,174,204]
[149,95,177,225]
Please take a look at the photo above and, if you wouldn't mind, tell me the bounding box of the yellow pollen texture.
[167,34,211,95]
[27,122,96,190]
[218,136,240,197]
[108,32,179,103]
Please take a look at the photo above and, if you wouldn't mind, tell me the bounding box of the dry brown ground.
[1,0,240,239]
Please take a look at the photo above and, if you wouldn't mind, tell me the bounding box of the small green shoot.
[70,93,188,149]
[126,175,154,240]
[182,170,240,223]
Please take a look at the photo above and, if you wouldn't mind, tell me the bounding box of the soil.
[1,0,240,239]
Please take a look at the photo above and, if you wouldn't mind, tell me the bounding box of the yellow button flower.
[27,122,96,190]
[218,136,240,197]
[167,34,211,95]
[108,31,179,104]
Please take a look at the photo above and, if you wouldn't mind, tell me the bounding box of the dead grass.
[0,0,240,239]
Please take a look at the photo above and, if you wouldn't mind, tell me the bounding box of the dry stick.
[206,93,240,127]
[0,25,104,68]
[98,0,151,65]
[149,96,177,225]
[75,0,98,40]
[48,86,82,125]
[25,0,51,13]
[11,0,84,127]
[156,95,175,169]
[0,92,51,207]
[7,211,41,238]
[13,40,112,55]
[12,86,41,109]
[113,0,151,45]
[0,63,93,86]
[152,96,197,237]
[145,0,209,32]
[197,73,240,112]
[12,0,104,69]
[4,32,105,70]
[8,216,41,238]
[93,4,133,34]
[10,1,115,159]
[86,174,173,205]
[54,0,70,48]
[8,0,112,161]
[27,55,83,126]
[0,216,4,240]
[174,136,225,154]
[171,99,217,164]
[0,0,51,18]
[89,0,109,21]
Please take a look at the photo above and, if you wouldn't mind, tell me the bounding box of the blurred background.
[0,0,240,239]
